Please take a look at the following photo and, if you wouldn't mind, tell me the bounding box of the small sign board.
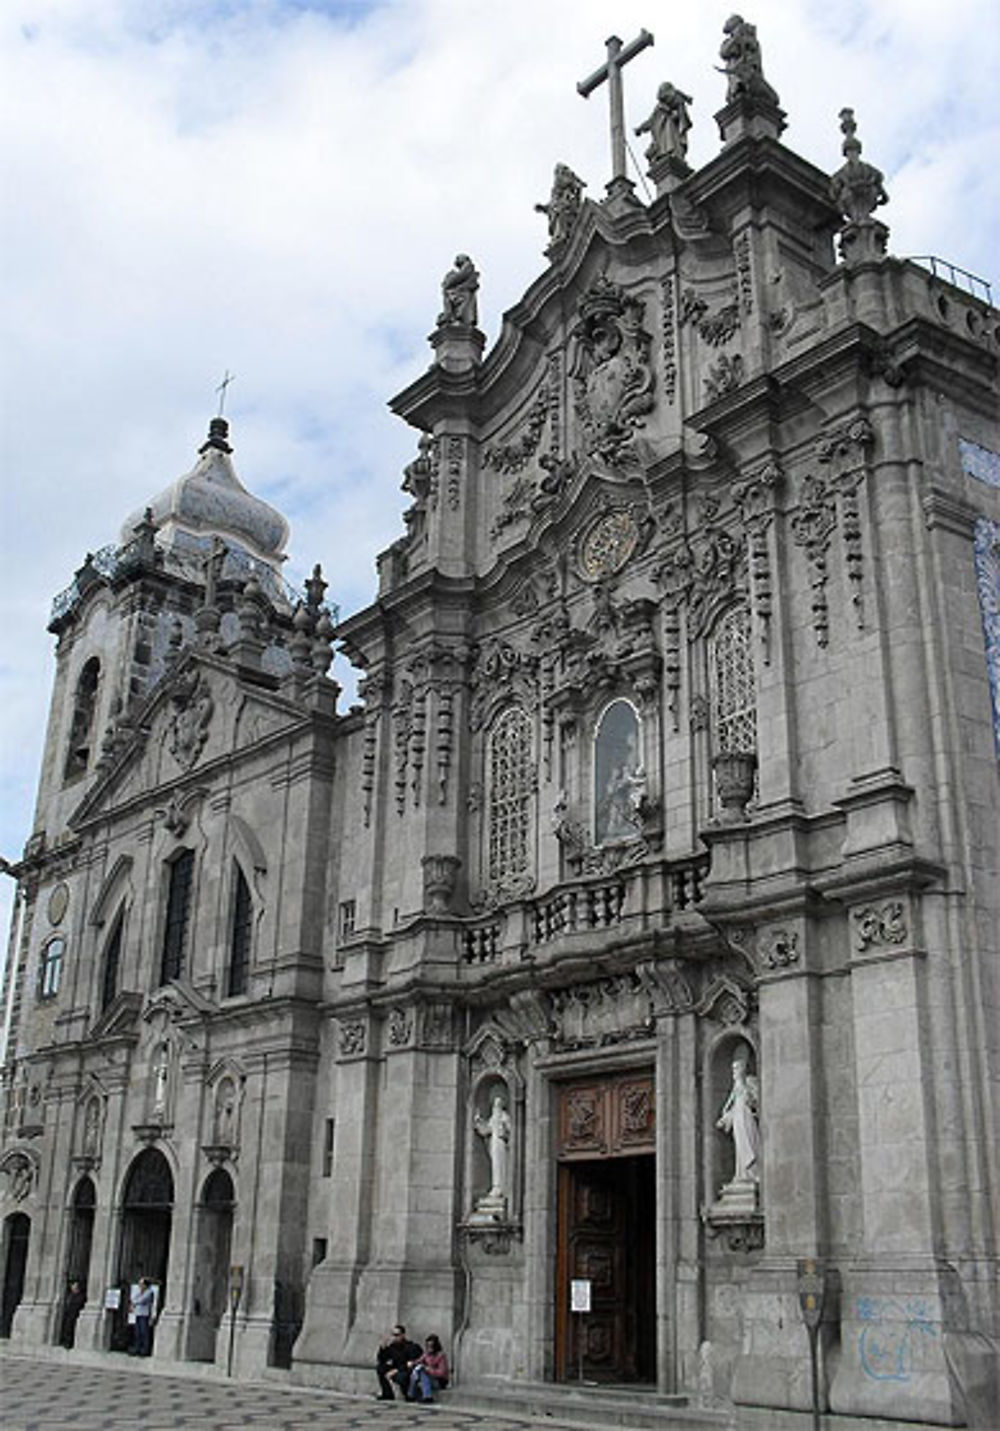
[104,1287,121,1311]
[570,1278,592,1314]
[796,1257,825,1330]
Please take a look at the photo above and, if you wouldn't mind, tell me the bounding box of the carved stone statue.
[719,15,779,106]
[474,1091,511,1201]
[535,163,586,253]
[717,1046,761,1184]
[151,1046,169,1119]
[830,107,888,224]
[437,254,479,328]
[635,82,693,164]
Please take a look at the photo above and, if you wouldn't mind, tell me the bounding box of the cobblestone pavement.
[0,1354,580,1431]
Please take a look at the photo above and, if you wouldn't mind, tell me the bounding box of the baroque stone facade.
[2,22,998,1428]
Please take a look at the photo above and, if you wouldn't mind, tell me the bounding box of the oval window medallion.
[579,509,640,580]
[48,882,70,926]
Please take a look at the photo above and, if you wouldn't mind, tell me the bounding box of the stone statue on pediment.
[719,15,779,106]
[535,163,587,255]
[636,82,693,165]
[830,108,888,223]
[437,254,479,328]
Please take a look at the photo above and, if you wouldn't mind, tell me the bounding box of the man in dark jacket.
[375,1323,422,1400]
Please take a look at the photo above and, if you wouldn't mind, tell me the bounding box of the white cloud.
[1,0,997,941]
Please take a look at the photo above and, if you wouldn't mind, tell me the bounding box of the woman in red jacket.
[407,1333,450,1403]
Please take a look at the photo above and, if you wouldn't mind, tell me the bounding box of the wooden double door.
[554,1072,656,1383]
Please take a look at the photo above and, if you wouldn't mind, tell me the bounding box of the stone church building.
[2,19,998,1427]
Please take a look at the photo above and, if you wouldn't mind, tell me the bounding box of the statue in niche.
[82,1097,101,1156]
[635,82,693,164]
[214,1077,237,1146]
[151,1045,169,1120]
[474,1090,511,1204]
[719,15,779,106]
[437,254,479,328]
[535,163,587,251]
[594,700,643,845]
[717,1045,761,1184]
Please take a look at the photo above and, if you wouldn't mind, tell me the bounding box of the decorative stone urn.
[711,751,757,823]
[421,854,462,914]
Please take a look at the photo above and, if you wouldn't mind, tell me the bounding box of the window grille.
[338,899,356,943]
[38,937,65,1000]
[711,607,757,755]
[100,908,124,1011]
[159,850,194,985]
[227,865,252,997]
[487,707,533,885]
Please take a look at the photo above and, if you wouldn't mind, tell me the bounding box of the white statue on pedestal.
[717,1046,760,1184]
[474,1092,511,1202]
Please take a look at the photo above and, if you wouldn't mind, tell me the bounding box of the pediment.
[142,978,215,1028]
[70,651,301,830]
[89,989,143,1041]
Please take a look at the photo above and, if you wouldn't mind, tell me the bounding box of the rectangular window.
[312,1238,327,1267]
[101,911,124,1011]
[38,938,65,1000]
[337,899,356,943]
[160,850,194,985]
[322,1117,335,1177]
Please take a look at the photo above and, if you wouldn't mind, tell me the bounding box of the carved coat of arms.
[168,668,214,769]
[572,277,655,465]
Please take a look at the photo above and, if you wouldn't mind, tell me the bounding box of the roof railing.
[908,255,993,307]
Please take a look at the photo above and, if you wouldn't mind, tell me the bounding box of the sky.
[1,0,998,945]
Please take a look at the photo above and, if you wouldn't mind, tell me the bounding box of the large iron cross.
[578,29,654,189]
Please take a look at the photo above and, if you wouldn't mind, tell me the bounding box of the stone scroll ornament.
[571,276,655,466]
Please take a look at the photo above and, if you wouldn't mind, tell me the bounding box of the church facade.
[2,21,998,1427]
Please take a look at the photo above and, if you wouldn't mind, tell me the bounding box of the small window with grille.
[487,706,534,888]
[337,899,356,943]
[710,606,757,756]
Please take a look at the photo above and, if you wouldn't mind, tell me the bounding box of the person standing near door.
[130,1277,155,1356]
[59,1279,86,1348]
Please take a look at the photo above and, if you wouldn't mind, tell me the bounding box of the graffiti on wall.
[856,1297,938,1382]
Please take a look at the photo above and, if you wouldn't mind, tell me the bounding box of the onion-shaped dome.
[121,418,289,572]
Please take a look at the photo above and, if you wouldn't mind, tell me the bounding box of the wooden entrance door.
[554,1073,656,1383]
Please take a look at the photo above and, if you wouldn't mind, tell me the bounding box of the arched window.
[38,938,65,1000]
[487,707,534,887]
[159,850,194,986]
[710,606,757,755]
[226,866,252,998]
[64,657,101,780]
[593,698,642,846]
[100,907,125,1012]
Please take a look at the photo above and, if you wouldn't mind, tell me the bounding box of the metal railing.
[908,256,993,307]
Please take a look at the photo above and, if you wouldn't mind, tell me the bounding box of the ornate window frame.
[483,704,536,903]
[709,604,757,758]
[592,696,644,847]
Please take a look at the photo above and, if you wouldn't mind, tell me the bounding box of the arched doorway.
[65,1176,96,1289]
[114,1148,173,1352]
[187,1167,234,1363]
[1,1213,30,1338]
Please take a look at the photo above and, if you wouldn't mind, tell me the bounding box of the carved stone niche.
[460,1025,524,1253]
[701,1030,764,1253]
